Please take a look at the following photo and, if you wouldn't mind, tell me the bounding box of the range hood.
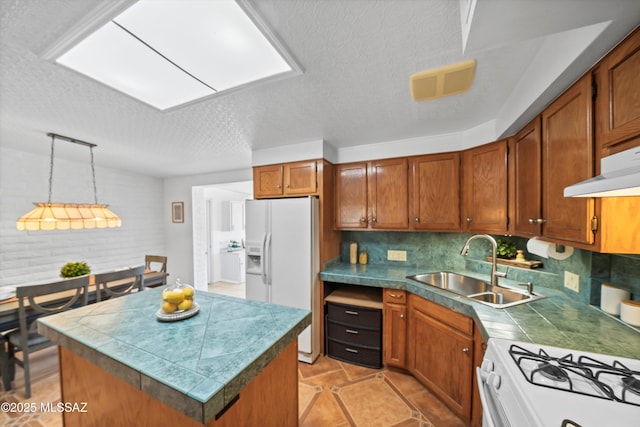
[564,146,640,197]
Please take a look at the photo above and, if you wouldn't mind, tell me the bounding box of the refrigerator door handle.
[261,233,268,284]
[265,232,273,284]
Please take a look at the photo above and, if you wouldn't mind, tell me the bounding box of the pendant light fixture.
[16,133,122,231]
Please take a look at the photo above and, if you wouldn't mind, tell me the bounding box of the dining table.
[0,270,169,332]
[0,270,168,391]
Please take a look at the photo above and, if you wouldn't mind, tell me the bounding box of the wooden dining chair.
[6,275,90,398]
[94,265,145,302]
[144,255,167,273]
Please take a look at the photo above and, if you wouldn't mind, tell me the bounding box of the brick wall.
[0,146,166,286]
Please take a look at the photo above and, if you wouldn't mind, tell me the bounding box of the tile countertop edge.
[37,297,312,424]
[320,263,640,360]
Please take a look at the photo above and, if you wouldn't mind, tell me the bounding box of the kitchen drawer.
[326,319,381,347]
[383,289,406,304]
[409,294,473,336]
[326,302,382,329]
[327,338,382,369]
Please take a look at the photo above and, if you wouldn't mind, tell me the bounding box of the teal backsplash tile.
[341,231,640,306]
[342,231,471,270]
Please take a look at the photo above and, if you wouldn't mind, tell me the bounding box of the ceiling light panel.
[57,21,215,110]
[54,0,296,110]
[115,0,292,92]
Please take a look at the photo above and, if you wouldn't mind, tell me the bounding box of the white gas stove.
[477,338,640,427]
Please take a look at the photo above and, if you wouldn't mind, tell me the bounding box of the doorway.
[192,181,252,296]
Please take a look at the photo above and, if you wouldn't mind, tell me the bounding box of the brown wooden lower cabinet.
[406,293,475,423]
[382,289,407,368]
[58,341,299,427]
[471,325,487,427]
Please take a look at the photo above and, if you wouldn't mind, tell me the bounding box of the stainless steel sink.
[408,272,490,295]
[407,271,545,308]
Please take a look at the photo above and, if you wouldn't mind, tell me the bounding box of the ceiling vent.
[410,59,476,101]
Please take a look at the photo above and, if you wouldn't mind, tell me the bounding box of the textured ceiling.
[1,0,639,178]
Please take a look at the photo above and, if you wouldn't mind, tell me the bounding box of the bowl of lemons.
[156,279,199,321]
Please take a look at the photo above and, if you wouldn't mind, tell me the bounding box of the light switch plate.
[387,250,407,262]
[564,271,580,293]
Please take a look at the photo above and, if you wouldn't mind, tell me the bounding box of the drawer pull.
[389,293,402,298]
[345,310,359,316]
[528,218,547,224]
[345,329,359,334]
[345,348,359,354]
[462,347,470,354]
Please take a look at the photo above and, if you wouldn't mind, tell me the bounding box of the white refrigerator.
[244,197,320,364]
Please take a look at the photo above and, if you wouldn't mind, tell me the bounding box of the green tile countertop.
[321,262,640,359]
[37,287,311,424]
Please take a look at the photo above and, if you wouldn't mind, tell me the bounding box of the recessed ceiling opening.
[410,59,476,101]
[47,0,302,111]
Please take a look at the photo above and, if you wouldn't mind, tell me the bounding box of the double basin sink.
[407,271,545,309]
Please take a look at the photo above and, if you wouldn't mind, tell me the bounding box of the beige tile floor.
[208,281,246,298]
[1,282,467,426]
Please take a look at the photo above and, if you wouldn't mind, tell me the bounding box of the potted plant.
[496,239,517,259]
[60,261,91,278]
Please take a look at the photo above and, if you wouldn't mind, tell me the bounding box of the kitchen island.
[37,287,310,426]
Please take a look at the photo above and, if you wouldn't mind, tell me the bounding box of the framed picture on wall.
[172,202,184,223]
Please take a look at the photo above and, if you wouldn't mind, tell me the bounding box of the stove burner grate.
[508,344,639,407]
[537,362,569,382]
[622,376,640,395]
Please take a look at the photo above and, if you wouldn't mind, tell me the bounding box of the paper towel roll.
[526,237,551,258]
[526,237,573,260]
[548,244,573,260]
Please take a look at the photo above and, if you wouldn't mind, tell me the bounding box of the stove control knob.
[481,359,494,373]
[488,372,502,390]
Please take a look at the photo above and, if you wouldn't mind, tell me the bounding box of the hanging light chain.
[90,145,98,204]
[47,134,56,203]
[46,133,101,204]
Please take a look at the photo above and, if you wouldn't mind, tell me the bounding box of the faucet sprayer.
[460,234,507,288]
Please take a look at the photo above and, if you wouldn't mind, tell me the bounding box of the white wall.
[0,146,165,286]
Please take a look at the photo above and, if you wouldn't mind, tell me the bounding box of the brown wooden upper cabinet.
[410,153,461,231]
[335,162,369,228]
[335,158,409,229]
[595,26,640,155]
[541,74,595,245]
[512,116,542,237]
[253,160,317,198]
[461,140,508,234]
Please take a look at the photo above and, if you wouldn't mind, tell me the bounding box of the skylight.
[54,0,299,110]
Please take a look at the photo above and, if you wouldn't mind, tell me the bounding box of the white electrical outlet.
[387,250,407,262]
[564,271,580,293]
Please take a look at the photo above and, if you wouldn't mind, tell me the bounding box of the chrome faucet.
[460,234,507,288]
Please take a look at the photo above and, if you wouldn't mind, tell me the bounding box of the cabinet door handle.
[276,184,281,189]
[528,218,547,224]
[400,314,404,319]
[345,329,359,334]
[415,217,420,222]
[371,217,377,223]
[285,184,290,188]
[345,348,359,354]
[462,347,470,354]
[360,217,368,223]
[345,310,359,316]
[466,217,473,223]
